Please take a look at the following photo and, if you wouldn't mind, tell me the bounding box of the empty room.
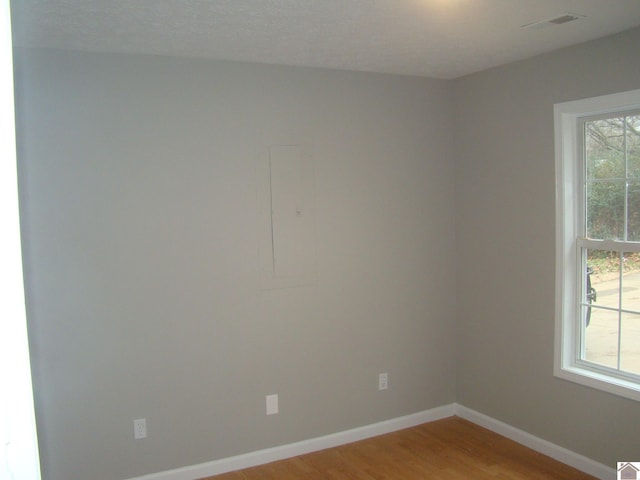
[3,1,640,479]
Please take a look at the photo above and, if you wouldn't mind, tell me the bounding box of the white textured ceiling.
[9,0,640,79]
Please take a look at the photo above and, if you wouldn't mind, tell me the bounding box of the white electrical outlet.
[266,394,279,415]
[133,418,147,439]
[378,373,388,390]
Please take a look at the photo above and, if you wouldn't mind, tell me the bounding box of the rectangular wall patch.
[259,145,316,289]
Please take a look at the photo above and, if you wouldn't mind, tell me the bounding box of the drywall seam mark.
[268,155,277,276]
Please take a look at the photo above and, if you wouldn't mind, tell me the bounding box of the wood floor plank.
[199,416,597,480]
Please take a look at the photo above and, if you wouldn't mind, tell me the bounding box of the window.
[555,89,640,401]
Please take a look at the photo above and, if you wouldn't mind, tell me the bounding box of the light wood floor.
[200,416,597,480]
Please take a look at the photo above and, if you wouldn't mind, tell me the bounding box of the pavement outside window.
[585,269,640,375]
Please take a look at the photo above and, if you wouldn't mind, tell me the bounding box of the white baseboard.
[126,404,455,480]
[453,404,615,480]
[126,403,614,480]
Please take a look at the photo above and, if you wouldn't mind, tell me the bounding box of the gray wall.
[454,27,640,466]
[14,25,640,480]
[13,49,456,480]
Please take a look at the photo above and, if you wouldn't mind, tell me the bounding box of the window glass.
[584,250,619,371]
[584,306,619,370]
[583,236,640,376]
[620,312,640,376]
[628,181,640,241]
[621,252,640,312]
[628,115,640,178]
[585,248,619,316]
[585,115,640,241]
[585,118,625,180]
[586,180,624,240]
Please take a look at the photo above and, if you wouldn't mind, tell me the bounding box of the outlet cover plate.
[266,394,279,415]
[379,373,388,390]
[134,418,147,439]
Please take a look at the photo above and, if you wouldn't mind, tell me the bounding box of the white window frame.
[555,89,640,402]
[0,0,42,477]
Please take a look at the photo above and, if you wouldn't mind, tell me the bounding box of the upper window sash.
[579,110,640,242]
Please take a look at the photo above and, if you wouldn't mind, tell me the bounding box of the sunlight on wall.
[0,1,41,479]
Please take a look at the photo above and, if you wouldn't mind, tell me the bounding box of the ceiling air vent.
[521,13,585,30]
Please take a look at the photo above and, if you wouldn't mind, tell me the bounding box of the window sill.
[555,363,640,402]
